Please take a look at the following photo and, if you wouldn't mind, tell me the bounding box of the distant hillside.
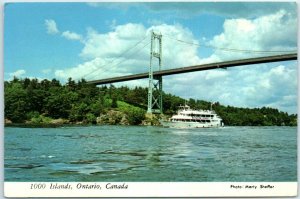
[4,77,297,126]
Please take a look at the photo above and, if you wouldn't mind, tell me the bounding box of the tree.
[51,78,61,87]
[44,87,72,119]
[4,76,297,126]
[126,108,146,125]
[111,96,118,108]
[67,77,76,91]
[69,102,88,122]
[5,82,28,122]
[85,113,96,124]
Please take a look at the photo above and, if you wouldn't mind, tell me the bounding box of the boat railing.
[176,105,218,115]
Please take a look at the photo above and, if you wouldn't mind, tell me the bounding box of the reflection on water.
[4,126,297,182]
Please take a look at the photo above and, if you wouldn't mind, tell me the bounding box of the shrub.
[85,113,96,124]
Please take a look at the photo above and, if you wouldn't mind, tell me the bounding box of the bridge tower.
[147,31,162,114]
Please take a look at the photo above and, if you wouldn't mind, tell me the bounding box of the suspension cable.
[163,34,297,54]
[82,35,149,79]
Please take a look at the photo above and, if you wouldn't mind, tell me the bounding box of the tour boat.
[160,104,223,128]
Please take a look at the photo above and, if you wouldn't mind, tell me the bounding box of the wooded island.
[4,77,297,126]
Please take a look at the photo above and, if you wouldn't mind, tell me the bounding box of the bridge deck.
[87,53,297,85]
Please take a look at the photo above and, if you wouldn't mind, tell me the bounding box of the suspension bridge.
[86,32,297,114]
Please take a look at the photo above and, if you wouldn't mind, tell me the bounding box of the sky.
[3,2,298,114]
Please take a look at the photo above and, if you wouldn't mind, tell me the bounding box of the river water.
[4,126,297,182]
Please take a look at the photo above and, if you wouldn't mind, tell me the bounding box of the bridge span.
[87,53,297,85]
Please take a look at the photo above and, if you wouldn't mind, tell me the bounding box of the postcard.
[3,1,298,198]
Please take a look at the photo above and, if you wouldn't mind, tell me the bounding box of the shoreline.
[4,123,81,128]
[4,123,296,128]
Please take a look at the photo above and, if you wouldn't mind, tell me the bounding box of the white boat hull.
[160,120,223,128]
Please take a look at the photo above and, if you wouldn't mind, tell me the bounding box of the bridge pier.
[147,31,163,114]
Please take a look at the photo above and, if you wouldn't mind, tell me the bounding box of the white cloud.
[45,19,59,34]
[9,69,26,78]
[165,62,297,113]
[6,70,47,82]
[87,2,296,19]
[207,10,297,61]
[55,57,111,80]
[54,9,297,113]
[163,10,297,113]
[80,24,147,60]
[61,31,83,41]
[42,69,52,74]
[55,23,202,81]
[45,20,83,42]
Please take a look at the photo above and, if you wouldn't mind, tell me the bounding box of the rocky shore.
[5,111,165,128]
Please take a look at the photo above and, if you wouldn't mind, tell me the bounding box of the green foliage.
[213,104,296,126]
[89,100,103,116]
[26,111,40,120]
[85,113,96,124]
[111,95,118,108]
[5,82,28,122]
[4,77,297,126]
[69,102,88,122]
[117,101,146,125]
[126,108,146,125]
[117,101,134,112]
[31,115,52,124]
[44,87,73,119]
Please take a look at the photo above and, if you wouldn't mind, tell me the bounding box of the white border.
[4,182,298,197]
[1,0,299,198]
